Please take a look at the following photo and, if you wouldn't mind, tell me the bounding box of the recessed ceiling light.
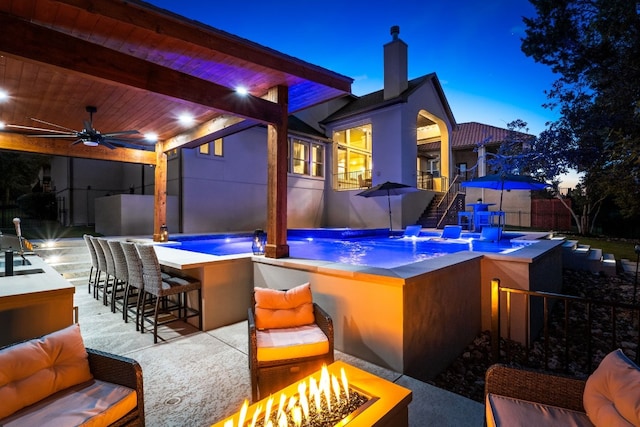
[0,121,5,129]
[235,86,248,95]
[0,90,8,101]
[144,132,158,142]
[178,113,194,126]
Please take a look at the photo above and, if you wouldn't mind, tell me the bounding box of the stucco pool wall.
[253,252,477,380]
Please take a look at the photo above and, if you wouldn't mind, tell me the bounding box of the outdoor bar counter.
[0,254,75,346]
[153,245,254,331]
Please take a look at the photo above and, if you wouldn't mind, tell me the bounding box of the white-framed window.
[333,124,372,190]
[198,138,223,158]
[289,138,324,177]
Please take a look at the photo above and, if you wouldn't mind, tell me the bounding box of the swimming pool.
[165,228,535,269]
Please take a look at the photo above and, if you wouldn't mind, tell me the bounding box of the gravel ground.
[427,268,639,403]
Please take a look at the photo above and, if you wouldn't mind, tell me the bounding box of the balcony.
[334,170,372,190]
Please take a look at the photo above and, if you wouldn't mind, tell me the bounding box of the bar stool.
[135,243,202,343]
[83,234,99,295]
[120,241,145,329]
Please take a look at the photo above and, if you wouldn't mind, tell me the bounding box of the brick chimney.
[383,25,408,100]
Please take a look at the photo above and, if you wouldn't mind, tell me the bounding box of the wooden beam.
[0,13,283,126]
[51,0,353,94]
[153,143,168,242]
[264,86,289,259]
[163,115,258,152]
[0,133,156,164]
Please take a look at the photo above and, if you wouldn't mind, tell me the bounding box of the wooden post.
[264,86,290,258]
[153,143,168,242]
[491,278,501,362]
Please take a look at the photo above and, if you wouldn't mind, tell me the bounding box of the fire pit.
[212,361,412,427]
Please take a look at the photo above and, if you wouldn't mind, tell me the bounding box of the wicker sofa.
[485,348,640,426]
[484,364,589,425]
[0,324,144,426]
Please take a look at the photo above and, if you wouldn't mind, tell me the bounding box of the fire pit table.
[212,361,412,427]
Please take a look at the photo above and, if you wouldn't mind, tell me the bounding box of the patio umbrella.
[461,173,550,212]
[357,181,419,230]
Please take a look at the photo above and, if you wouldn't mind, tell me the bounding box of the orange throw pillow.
[0,324,93,419]
[254,283,314,329]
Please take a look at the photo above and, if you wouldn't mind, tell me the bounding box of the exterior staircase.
[32,238,91,288]
[561,239,618,276]
[416,192,465,229]
[416,193,445,228]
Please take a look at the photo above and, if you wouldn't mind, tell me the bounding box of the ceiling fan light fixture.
[83,139,99,147]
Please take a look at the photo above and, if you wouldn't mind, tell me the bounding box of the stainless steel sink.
[0,268,45,277]
[0,258,32,268]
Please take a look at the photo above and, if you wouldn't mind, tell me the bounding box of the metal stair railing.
[434,175,465,229]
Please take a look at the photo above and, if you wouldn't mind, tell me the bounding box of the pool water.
[165,229,533,269]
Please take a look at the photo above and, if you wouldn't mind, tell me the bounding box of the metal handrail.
[333,170,372,191]
[434,175,463,228]
[491,278,640,374]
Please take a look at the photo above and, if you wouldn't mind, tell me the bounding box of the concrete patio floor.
[73,284,484,426]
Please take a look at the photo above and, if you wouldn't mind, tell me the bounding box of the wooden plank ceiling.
[0,0,352,164]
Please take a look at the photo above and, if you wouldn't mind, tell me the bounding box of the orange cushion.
[583,349,640,426]
[256,324,329,362]
[0,379,137,427]
[254,283,314,330]
[0,324,93,419]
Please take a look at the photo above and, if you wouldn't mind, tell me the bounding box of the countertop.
[0,254,74,308]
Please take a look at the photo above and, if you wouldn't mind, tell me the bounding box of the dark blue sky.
[146,0,558,135]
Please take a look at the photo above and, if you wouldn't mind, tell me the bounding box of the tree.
[0,152,50,205]
[479,119,603,234]
[521,0,640,232]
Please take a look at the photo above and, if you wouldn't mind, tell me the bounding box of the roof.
[321,74,456,126]
[287,116,330,141]
[419,122,534,153]
[0,0,352,162]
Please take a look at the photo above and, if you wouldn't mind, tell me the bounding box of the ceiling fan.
[7,105,145,150]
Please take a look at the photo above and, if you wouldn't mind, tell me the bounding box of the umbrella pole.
[387,191,392,231]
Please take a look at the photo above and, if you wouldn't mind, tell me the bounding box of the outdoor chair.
[135,243,202,344]
[480,226,501,242]
[89,236,108,303]
[402,224,422,238]
[441,225,462,239]
[98,238,124,312]
[120,241,145,329]
[107,240,129,315]
[83,234,99,296]
[248,283,334,401]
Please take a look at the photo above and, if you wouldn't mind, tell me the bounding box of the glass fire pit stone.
[212,361,412,427]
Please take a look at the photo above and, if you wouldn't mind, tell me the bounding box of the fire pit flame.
[224,365,369,427]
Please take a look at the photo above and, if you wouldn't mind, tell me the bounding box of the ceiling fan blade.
[102,130,139,137]
[30,118,78,133]
[28,133,78,138]
[6,124,74,135]
[71,139,84,145]
[99,140,117,150]
[103,137,153,149]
